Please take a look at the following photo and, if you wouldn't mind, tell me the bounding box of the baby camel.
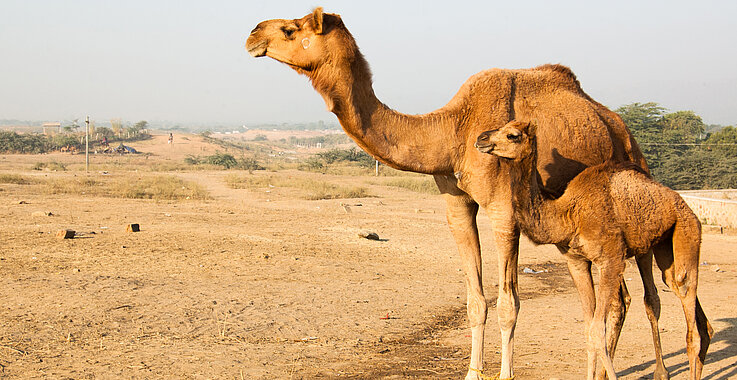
[475,121,712,380]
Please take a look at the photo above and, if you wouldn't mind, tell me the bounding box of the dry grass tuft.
[0,173,34,185]
[381,177,440,194]
[225,173,371,200]
[40,174,209,200]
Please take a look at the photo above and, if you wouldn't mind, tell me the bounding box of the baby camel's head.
[475,120,536,161]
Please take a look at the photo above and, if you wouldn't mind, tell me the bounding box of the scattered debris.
[31,211,53,217]
[56,229,75,239]
[379,312,398,320]
[522,267,548,274]
[18,200,28,204]
[415,208,436,214]
[712,265,723,273]
[296,336,318,342]
[358,231,380,240]
[127,224,140,232]
[342,204,351,213]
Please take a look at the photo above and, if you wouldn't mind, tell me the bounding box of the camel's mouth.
[474,141,495,154]
[246,40,268,57]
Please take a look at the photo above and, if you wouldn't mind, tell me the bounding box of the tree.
[128,120,148,136]
[662,111,705,144]
[110,118,122,137]
[705,126,737,157]
[615,102,666,141]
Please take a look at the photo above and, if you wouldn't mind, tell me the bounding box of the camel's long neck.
[510,143,572,245]
[307,52,458,174]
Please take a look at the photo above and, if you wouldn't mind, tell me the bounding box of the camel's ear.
[312,7,324,34]
[527,119,539,137]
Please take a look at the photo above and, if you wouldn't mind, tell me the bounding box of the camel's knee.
[643,292,662,319]
[466,294,488,327]
[588,321,608,351]
[496,297,519,331]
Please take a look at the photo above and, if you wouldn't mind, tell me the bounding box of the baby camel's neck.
[509,143,572,245]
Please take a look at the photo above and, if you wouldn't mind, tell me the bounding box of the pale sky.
[1,0,736,126]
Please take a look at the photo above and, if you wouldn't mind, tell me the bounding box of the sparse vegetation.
[32,161,68,171]
[185,152,265,171]
[40,174,209,200]
[0,173,33,184]
[382,177,440,194]
[225,173,370,200]
[300,147,375,173]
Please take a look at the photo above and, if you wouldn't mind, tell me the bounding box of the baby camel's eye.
[507,132,522,142]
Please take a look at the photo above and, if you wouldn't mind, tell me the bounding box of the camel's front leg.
[488,204,521,380]
[442,193,487,380]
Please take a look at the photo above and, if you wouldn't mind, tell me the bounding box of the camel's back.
[458,65,648,195]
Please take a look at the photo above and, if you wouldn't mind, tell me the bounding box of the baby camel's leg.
[596,278,630,380]
[590,259,626,380]
[636,251,669,380]
[566,256,596,378]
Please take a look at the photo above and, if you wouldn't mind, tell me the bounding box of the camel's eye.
[282,27,297,39]
[507,132,522,142]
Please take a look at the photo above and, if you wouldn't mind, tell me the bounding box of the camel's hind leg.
[653,225,713,380]
[636,251,669,380]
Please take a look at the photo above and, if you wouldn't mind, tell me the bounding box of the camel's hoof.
[464,372,482,380]
[653,368,670,380]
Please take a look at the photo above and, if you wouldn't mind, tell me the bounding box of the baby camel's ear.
[527,119,539,137]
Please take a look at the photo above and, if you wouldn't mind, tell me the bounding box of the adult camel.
[246,8,648,380]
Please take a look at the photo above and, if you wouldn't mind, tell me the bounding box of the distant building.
[42,122,61,135]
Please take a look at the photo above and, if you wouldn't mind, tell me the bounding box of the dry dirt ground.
[1,136,736,379]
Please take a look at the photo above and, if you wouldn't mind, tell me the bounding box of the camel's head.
[246,7,346,73]
[475,120,537,161]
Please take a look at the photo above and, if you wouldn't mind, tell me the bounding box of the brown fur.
[246,8,648,379]
[476,121,713,380]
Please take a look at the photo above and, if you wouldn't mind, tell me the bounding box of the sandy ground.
[1,138,735,379]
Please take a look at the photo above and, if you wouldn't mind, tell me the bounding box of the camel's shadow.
[616,317,737,379]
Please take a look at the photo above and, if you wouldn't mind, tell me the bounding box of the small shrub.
[238,157,265,172]
[300,157,325,172]
[206,152,239,169]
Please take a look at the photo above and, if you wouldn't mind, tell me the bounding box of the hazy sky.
[1,0,736,126]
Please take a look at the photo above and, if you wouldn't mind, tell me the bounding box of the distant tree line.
[615,102,737,190]
[0,120,152,154]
